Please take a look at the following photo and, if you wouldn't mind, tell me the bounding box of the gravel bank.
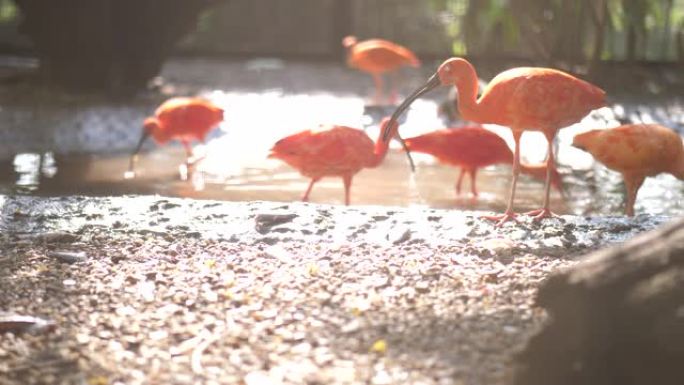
[0,196,670,385]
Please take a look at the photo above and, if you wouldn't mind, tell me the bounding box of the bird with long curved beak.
[384,58,604,225]
[125,97,224,179]
[268,118,403,205]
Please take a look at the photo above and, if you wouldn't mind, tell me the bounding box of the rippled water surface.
[1,58,683,217]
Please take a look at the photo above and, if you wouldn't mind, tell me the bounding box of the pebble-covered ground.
[0,195,670,385]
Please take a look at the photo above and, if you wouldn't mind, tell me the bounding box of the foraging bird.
[573,124,684,216]
[342,36,420,105]
[268,118,399,205]
[404,127,564,197]
[127,97,224,177]
[384,58,605,225]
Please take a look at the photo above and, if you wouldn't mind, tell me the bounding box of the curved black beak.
[381,72,441,173]
[383,73,441,142]
[127,130,150,176]
[396,131,416,172]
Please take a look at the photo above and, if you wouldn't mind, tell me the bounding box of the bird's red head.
[437,58,477,87]
[384,58,476,143]
[342,35,358,48]
[143,117,173,144]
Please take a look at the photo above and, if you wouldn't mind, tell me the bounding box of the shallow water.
[1,58,683,217]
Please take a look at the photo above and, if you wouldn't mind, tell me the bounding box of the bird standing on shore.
[573,124,684,216]
[384,58,605,225]
[343,36,420,105]
[269,118,399,205]
[126,97,224,178]
[404,127,564,197]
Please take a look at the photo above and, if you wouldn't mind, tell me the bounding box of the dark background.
[0,0,681,92]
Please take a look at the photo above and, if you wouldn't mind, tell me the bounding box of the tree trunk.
[514,217,684,385]
[588,0,607,75]
[331,0,352,60]
[14,0,217,94]
[662,0,674,59]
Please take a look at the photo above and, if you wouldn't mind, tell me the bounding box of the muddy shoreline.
[0,195,671,385]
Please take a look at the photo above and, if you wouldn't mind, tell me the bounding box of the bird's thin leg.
[455,168,465,197]
[177,140,196,181]
[302,177,319,202]
[469,167,479,197]
[185,139,208,172]
[372,73,384,105]
[623,175,645,217]
[483,130,522,225]
[182,140,193,163]
[526,131,561,220]
[342,174,353,206]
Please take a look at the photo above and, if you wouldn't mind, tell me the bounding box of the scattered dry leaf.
[370,339,387,354]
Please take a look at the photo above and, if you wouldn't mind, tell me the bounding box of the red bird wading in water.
[269,118,400,205]
[573,124,684,216]
[404,127,564,198]
[127,97,224,177]
[343,36,420,105]
[385,58,605,225]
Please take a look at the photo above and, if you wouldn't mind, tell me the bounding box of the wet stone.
[0,314,57,335]
[36,232,79,244]
[255,213,298,234]
[48,250,87,264]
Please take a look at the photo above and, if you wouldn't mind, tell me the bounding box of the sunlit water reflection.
[1,58,683,217]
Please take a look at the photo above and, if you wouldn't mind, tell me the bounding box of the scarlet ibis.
[573,124,684,216]
[268,118,399,205]
[404,127,564,197]
[384,58,605,225]
[342,36,420,105]
[126,97,223,177]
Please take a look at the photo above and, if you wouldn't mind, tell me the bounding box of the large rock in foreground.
[514,217,684,385]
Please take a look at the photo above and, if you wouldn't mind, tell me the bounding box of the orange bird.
[573,124,684,216]
[384,58,605,225]
[342,36,420,105]
[404,127,564,197]
[269,118,399,205]
[127,97,224,177]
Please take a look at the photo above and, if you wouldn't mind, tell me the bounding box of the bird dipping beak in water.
[125,97,224,179]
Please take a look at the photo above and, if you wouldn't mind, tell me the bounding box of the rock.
[255,213,298,234]
[389,227,411,244]
[513,217,684,385]
[48,250,87,263]
[244,370,279,385]
[37,232,79,244]
[0,314,56,334]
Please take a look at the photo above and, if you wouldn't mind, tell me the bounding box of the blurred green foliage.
[0,0,680,63]
[430,0,684,62]
[0,0,16,23]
